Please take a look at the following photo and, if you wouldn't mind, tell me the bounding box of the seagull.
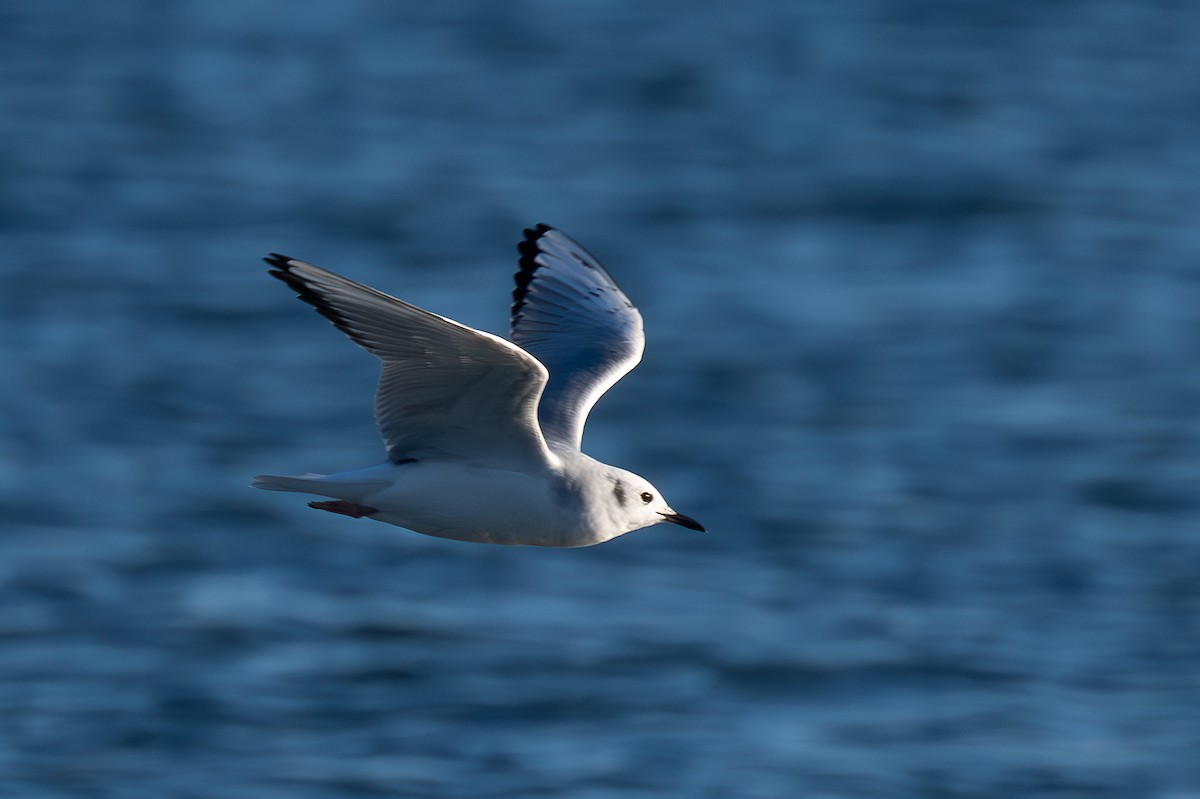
[252,224,704,547]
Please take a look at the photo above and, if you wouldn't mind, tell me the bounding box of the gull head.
[602,467,705,537]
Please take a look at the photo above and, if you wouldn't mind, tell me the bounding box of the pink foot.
[308,500,378,518]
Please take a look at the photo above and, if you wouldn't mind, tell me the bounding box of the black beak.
[658,511,706,532]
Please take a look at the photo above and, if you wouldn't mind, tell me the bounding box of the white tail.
[251,473,334,495]
[252,471,394,504]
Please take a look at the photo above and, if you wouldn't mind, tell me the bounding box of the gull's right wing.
[510,225,645,452]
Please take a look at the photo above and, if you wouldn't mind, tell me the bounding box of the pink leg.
[308,500,378,518]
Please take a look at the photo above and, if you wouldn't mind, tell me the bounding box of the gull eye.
[640,492,653,504]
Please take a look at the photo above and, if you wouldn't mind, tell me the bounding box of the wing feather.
[510,226,644,451]
[267,254,555,467]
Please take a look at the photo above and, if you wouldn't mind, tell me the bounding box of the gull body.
[253,224,703,547]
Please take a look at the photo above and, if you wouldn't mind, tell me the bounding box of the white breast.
[363,461,591,546]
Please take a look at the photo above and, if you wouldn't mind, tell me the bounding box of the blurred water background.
[2,1,1199,796]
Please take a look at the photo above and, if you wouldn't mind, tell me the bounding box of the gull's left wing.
[267,254,556,468]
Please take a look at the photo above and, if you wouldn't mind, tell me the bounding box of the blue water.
[3,1,1199,796]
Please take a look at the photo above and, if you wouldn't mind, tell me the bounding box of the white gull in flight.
[252,224,704,547]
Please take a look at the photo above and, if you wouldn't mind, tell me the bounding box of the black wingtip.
[262,253,365,348]
[512,224,556,320]
[264,254,298,288]
[264,253,305,292]
[523,223,553,239]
